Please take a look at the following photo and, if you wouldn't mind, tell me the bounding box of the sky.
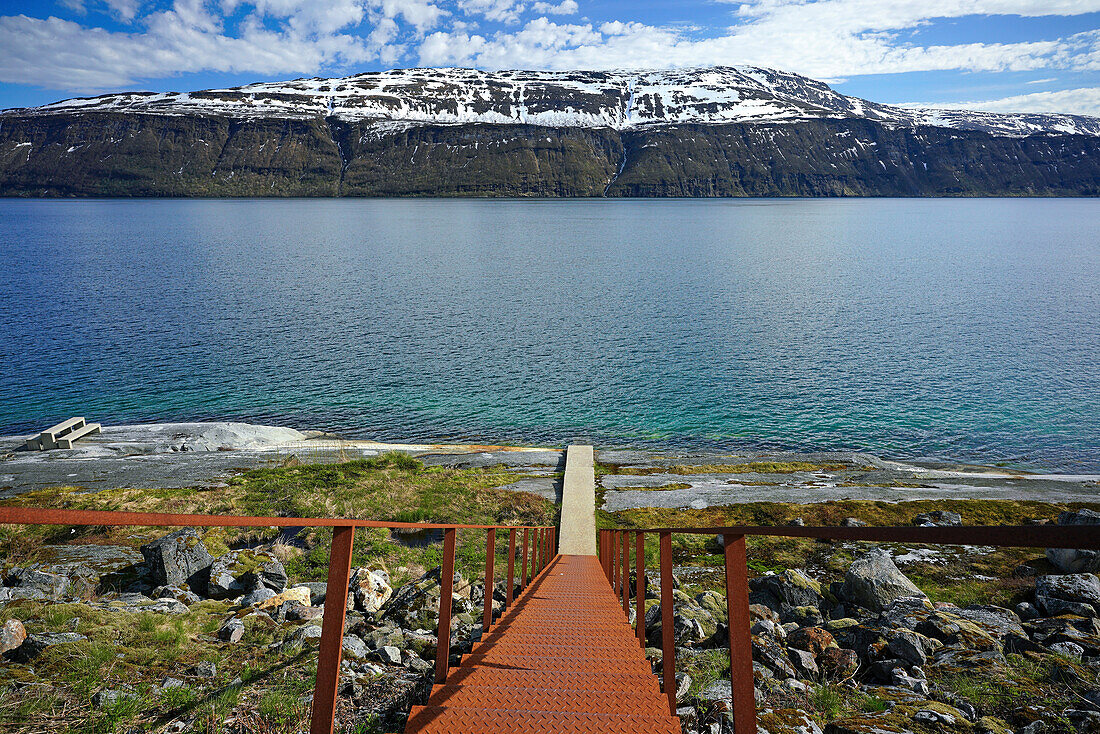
[1,0,1099,115]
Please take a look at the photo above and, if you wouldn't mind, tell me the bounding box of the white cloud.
[3,0,1100,101]
[911,86,1100,116]
[457,0,525,24]
[530,0,577,15]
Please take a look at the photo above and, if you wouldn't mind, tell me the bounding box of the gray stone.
[1050,641,1085,659]
[11,632,87,661]
[841,549,927,612]
[152,586,201,605]
[147,598,189,614]
[207,549,287,599]
[752,635,797,679]
[1036,573,1100,616]
[140,528,213,589]
[886,629,929,666]
[287,624,323,645]
[749,569,824,616]
[8,568,70,599]
[240,587,276,607]
[955,605,1025,638]
[840,517,868,527]
[1015,601,1040,621]
[218,618,245,643]
[912,511,962,527]
[92,689,137,708]
[342,635,368,659]
[377,645,403,665]
[788,648,819,678]
[193,660,216,678]
[1046,510,1100,573]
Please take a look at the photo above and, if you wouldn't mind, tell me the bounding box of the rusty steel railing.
[0,506,555,734]
[599,523,1100,733]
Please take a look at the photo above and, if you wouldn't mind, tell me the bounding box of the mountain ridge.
[2,66,1099,198]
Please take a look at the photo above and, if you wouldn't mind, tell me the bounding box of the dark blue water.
[1,198,1098,471]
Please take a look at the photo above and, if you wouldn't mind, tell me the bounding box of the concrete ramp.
[558,445,596,556]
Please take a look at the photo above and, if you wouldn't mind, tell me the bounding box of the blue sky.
[1,0,1099,114]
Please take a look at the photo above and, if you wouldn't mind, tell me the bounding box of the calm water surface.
[1,198,1098,471]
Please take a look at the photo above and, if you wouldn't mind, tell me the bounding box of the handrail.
[0,505,555,734]
[600,522,1100,733]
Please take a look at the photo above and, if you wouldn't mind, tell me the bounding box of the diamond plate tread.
[470,641,648,660]
[459,653,653,674]
[406,706,682,734]
[474,633,643,649]
[425,686,671,715]
[438,669,662,693]
[405,555,679,734]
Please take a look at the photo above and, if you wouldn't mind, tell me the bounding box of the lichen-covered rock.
[788,627,838,657]
[0,619,27,655]
[841,550,927,613]
[750,570,825,617]
[758,708,824,734]
[351,568,393,613]
[140,528,214,589]
[342,635,368,659]
[10,632,87,662]
[788,648,819,678]
[207,549,287,599]
[819,647,860,679]
[952,605,1024,639]
[6,568,70,600]
[753,635,798,679]
[257,586,312,610]
[696,590,728,623]
[886,629,933,667]
[1035,573,1100,616]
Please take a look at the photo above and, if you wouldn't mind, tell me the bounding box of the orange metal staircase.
[404,554,681,734]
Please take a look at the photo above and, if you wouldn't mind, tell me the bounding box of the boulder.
[787,627,838,657]
[377,645,403,665]
[886,629,931,666]
[7,568,70,600]
[286,624,323,645]
[10,632,87,662]
[240,586,277,607]
[749,569,824,617]
[840,550,927,612]
[140,529,213,590]
[152,586,201,606]
[342,635,369,659]
[218,618,245,643]
[207,549,287,599]
[954,605,1025,639]
[913,511,962,527]
[752,635,797,679]
[818,647,860,679]
[1036,573,1100,616]
[1046,510,1100,573]
[351,568,393,613]
[0,619,27,655]
[840,518,868,527]
[788,648,819,678]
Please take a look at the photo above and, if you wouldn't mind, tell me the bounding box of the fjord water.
[1,198,1098,471]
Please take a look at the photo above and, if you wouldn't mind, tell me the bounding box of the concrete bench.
[25,417,99,450]
[54,422,101,449]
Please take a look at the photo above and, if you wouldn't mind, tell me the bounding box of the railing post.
[521,528,530,589]
[724,534,757,734]
[613,531,621,595]
[309,525,355,734]
[507,529,517,606]
[599,531,607,579]
[660,531,676,716]
[622,529,630,615]
[483,528,495,632]
[435,527,457,684]
[635,531,645,647]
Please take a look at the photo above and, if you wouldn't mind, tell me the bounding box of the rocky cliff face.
[2,66,1099,197]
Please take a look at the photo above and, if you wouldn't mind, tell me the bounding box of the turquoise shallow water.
[1,198,1098,471]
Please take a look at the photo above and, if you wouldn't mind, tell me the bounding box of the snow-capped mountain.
[14,66,1100,138]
